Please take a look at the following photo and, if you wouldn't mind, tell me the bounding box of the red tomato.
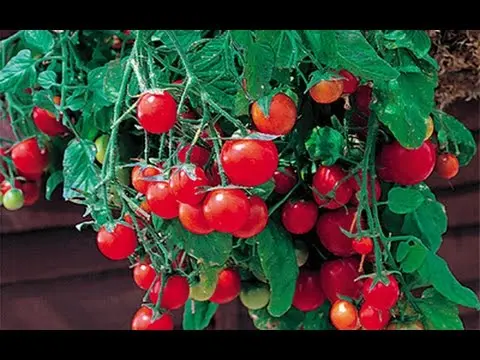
[124,213,147,229]
[1,179,21,194]
[359,303,391,330]
[349,171,381,206]
[178,144,211,168]
[21,181,40,206]
[251,93,297,135]
[11,138,49,180]
[281,199,318,235]
[232,196,269,238]
[339,70,359,94]
[131,165,162,195]
[206,162,222,187]
[32,106,68,136]
[362,275,400,310]
[319,257,363,303]
[221,138,279,187]
[202,189,250,233]
[355,85,372,113]
[377,140,436,186]
[146,181,179,219]
[330,300,360,330]
[179,202,214,235]
[273,167,297,195]
[149,275,190,310]
[309,79,344,104]
[96,223,138,261]
[352,237,373,255]
[312,165,353,209]
[435,153,459,180]
[137,92,177,134]
[133,262,157,290]
[316,208,363,257]
[131,306,174,331]
[209,268,241,304]
[169,166,209,205]
[292,270,325,312]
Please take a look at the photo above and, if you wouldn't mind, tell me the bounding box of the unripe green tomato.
[3,188,24,211]
[294,240,309,267]
[95,134,110,164]
[240,282,271,310]
[190,272,217,302]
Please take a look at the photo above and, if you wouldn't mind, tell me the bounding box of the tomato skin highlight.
[133,262,157,290]
[359,303,391,330]
[131,165,162,195]
[330,300,360,330]
[352,237,373,255]
[11,138,49,180]
[169,166,209,205]
[146,181,179,219]
[273,167,296,195]
[319,257,364,303]
[178,202,214,235]
[221,138,279,187]
[312,165,353,209]
[309,79,344,104]
[251,93,297,135]
[149,275,190,310]
[137,92,177,134]
[131,306,174,331]
[32,106,68,136]
[232,196,269,238]
[209,268,241,304]
[339,70,359,94]
[178,145,210,168]
[292,270,325,312]
[362,275,400,310]
[202,189,251,233]
[96,223,138,261]
[281,199,318,235]
[435,153,459,180]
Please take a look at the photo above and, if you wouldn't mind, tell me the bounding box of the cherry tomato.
[377,140,436,186]
[178,144,211,168]
[131,306,174,331]
[146,181,179,219]
[281,199,318,235]
[339,70,359,94]
[11,138,49,180]
[206,162,222,187]
[251,93,297,135]
[1,179,22,194]
[294,240,309,267]
[355,85,372,113]
[425,116,434,140]
[190,270,218,301]
[309,79,344,104]
[240,283,271,310]
[209,268,241,304]
[21,181,40,206]
[362,274,400,310]
[124,213,147,230]
[133,262,157,290]
[352,237,373,255]
[319,257,364,303]
[202,189,250,233]
[94,134,109,164]
[312,165,353,209]
[137,91,177,134]
[349,171,381,206]
[435,153,459,180]
[359,303,391,330]
[292,270,325,312]
[221,138,279,187]
[330,300,360,330]
[169,166,209,205]
[2,188,24,211]
[96,223,138,261]
[232,196,268,238]
[179,202,214,235]
[273,167,297,195]
[32,105,68,137]
[131,165,163,195]
[316,207,363,257]
[149,275,190,310]
[386,320,424,330]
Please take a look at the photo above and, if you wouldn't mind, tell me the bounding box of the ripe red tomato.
[339,70,359,94]
[179,202,214,235]
[169,166,209,205]
[131,306,174,331]
[309,79,344,104]
[362,274,400,310]
[319,257,363,303]
[178,144,211,168]
[202,189,250,233]
[312,165,353,209]
[232,196,268,238]
[349,171,381,206]
[377,140,436,186]
[146,181,179,219]
[251,93,297,135]
[352,237,373,255]
[273,167,297,195]
[149,275,190,310]
[206,162,222,187]
[355,85,372,113]
[221,138,279,187]
[209,268,241,304]
[21,181,41,206]
[316,208,363,257]
[32,106,68,136]
[133,262,157,290]
[11,138,49,180]
[330,299,360,330]
[292,270,325,312]
[435,153,459,180]
[96,223,138,261]
[281,199,318,235]
[131,165,162,195]
[359,303,391,330]
[137,91,177,134]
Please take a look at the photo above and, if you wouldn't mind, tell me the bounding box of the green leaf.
[33,90,57,114]
[88,66,113,110]
[418,252,480,310]
[381,207,405,235]
[62,139,99,200]
[305,126,345,166]
[305,70,343,91]
[151,214,165,231]
[163,219,188,249]
[249,179,275,200]
[184,231,233,266]
[249,307,304,330]
[45,171,64,200]
[182,299,218,330]
[415,288,464,330]
[23,30,55,53]
[0,49,36,92]
[154,30,202,51]
[231,30,253,49]
[303,30,338,68]
[256,30,303,69]
[396,241,410,262]
[387,187,425,214]
[37,70,57,89]
[103,59,126,103]
[432,109,477,166]
[255,222,299,317]
[401,242,428,273]
[66,89,88,111]
[394,49,422,73]
[233,90,250,117]
[303,302,333,330]
[413,200,447,252]
[244,42,275,100]
[384,30,431,59]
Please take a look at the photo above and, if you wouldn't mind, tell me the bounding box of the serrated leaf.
[249,179,275,200]
[184,231,232,266]
[303,30,338,68]
[23,30,55,53]
[244,42,274,100]
[0,49,36,92]
[37,70,57,89]
[45,170,63,200]
[249,307,304,330]
[396,241,410,262]
[305,126,345,166]
[401,243,427,273]
[388,187,425,214]
[415,288,464,330]
[303,302,333,330]
[182,299,218,330]
[384,30,431,59]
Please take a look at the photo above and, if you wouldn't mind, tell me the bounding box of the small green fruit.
[240,282,271,310]
[3,188,24,211]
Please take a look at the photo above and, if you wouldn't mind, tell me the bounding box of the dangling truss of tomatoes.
[137,91,177,134]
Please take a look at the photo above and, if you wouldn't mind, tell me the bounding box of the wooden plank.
[436,190,480,228]
[444,99,480,132]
